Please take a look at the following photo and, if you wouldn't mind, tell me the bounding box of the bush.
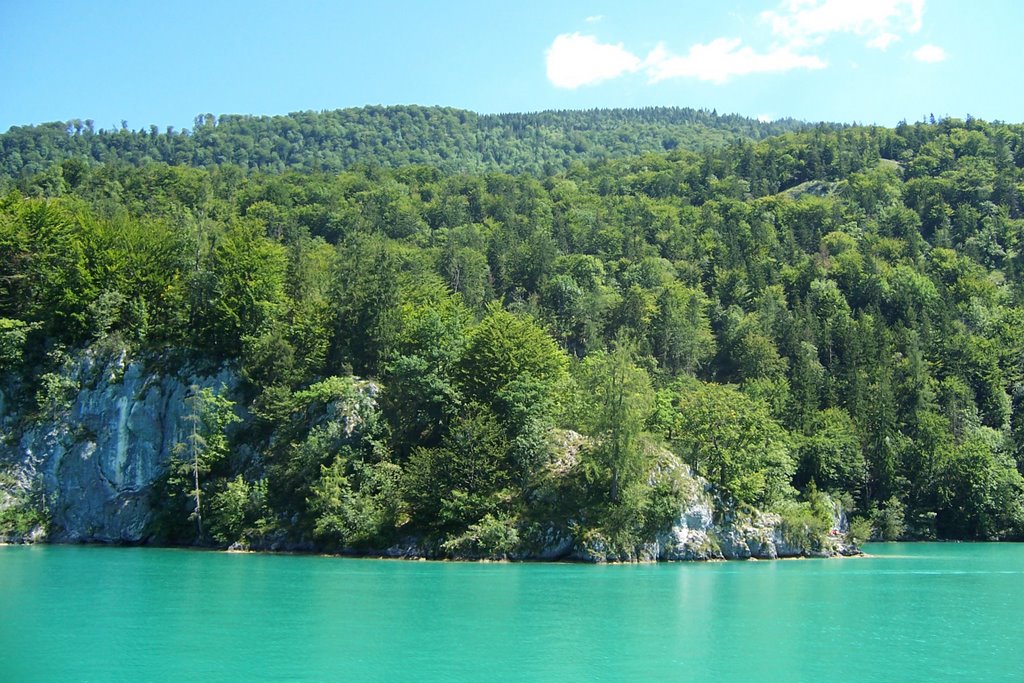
[847,516,873,545]
[208,476,271,547]
[776,500,831,553]
[0,318,38,371]
[310,459,403,550]
[441,513,520,558]
[0,476,49,539]
[870,497,906,540]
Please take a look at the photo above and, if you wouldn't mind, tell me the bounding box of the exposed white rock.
[565,447,857,563]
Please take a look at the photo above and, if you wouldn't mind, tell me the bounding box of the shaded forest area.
[2,108,1024,553]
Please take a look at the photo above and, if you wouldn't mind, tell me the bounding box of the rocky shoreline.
[1,347,860,562]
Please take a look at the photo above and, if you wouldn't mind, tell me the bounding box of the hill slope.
[3,112,1024,555]
[0,105,814,181]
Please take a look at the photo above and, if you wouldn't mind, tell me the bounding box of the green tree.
[329,234,401,375]
[192,219,288,357]
[208,476,270,547]
[650,282,714,375]
[577,340,655,502]
[456,304,569,423]
[169,385,241,541]
[402,403,511,539]
[795,408,867,495]
[935,436,1024,539]
[261,376,384,523]
[0,318,38,370]
[674,381,794,507]
[309,458,403,549]
[382,277,470,458]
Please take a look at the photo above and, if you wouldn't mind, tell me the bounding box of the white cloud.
[644,38,826,84]
[545,33,826,88]
[545,0,930,88]
[763,0,924,48]
[757,114,774,122]
[545,33,642,89]
[584,15,603,23]
[867,31,901,50]
[912,44,946,62]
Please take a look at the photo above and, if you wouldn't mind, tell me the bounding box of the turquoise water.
[1,543,1022,682]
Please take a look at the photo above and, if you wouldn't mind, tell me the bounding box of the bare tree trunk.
[192,411,202,539]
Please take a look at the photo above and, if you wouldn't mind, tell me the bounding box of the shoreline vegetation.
[0,537,864,564]
[2,106,1024,561]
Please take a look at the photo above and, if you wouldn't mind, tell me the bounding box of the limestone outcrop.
[0,349,237,543]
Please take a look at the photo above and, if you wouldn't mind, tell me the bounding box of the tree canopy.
[4,111,1024,550]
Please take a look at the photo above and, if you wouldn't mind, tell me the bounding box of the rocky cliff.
[0,348,237,543]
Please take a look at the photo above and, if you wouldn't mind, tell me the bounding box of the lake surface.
[1,543,1022,682]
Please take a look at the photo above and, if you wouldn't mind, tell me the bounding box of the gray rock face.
[657,497,721,561]
[661,495,856,561]
[0,349,236,543]
[714,510,789,560]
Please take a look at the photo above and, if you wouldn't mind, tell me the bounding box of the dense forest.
[2,108,1024,555]
[0,105,811,181]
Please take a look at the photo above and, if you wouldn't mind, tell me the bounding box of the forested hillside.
[3,112,1024,554]
[0,105,810,181]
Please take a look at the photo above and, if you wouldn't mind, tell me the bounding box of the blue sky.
[0,0,1018,132]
